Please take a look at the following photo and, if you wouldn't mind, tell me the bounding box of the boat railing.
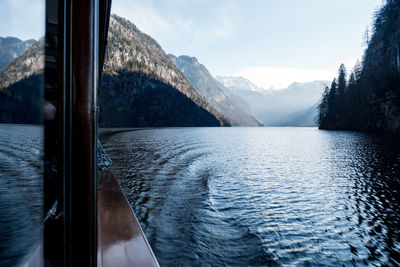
[97,139,112,169]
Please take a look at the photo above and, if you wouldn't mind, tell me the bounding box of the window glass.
[0,0,45,265]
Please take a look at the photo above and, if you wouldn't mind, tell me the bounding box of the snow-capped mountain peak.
[216,75,264,93]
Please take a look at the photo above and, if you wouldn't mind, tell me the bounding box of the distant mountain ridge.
[216,76,262,93]
[278,104,319,127]
[168,54,261,126]
[0,40,44,91]
[0,15,230,127]
[218,76,326,126]
[0,37,36,71]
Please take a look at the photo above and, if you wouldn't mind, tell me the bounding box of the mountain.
[0,16,230,127]
[258,81,326,126]
[278,104,318,127]
[0,40,44,90]
[218,76,326,126]
[0,40,44,124]
[216,76,263,93]
[168,54,261,126]
[0,37,36,71]
[319,0,400,131]
[99,15,230,127]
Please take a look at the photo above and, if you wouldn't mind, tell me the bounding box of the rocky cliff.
[99,15,230,127]
[0,40,44,91]
[168,54,261,126]
[0,15,230,127]
[0,37,36,71]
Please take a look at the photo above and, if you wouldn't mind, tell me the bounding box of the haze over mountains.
[0,14,327,127]
[168,54,261,126]
[218,76,327,126]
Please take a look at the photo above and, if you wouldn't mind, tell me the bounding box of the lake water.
[100,127,400,266]
[1,126,400,266]
[0,125,43,266]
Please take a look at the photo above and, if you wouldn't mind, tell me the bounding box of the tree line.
[318,0,400,131]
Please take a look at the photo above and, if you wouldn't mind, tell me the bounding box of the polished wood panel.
[98,169,159,267]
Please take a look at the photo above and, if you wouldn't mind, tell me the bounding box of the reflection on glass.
[0,0,44,265]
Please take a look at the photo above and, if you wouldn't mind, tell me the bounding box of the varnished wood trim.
[98,169,159,267]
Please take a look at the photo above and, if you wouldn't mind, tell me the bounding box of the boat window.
[0,0,45,266]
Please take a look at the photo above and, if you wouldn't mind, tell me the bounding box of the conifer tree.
[327,78,338,120]
[318,0,400,131]
[348,72,356,86]
[318,85,330,124]
[353,60,362,80]
[337,64,347,95]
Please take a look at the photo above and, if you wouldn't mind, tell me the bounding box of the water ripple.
[0,125,43,266]
[101,127,400,266]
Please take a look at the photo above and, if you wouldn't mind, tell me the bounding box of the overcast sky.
[0,0,383,89]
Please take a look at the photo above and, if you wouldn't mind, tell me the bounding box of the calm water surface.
[101,127,400,266]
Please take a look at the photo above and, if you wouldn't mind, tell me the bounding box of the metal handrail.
[97,139,112,169]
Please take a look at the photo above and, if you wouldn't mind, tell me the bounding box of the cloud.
[111,1,172,40]
[194,1,239,43]
[233,67,335,90]
[111,0,238,47]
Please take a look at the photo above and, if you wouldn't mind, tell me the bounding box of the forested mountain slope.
[0,37,35,71]
[0,41,44,124]
[99,15,230,127]
[319,0,400,131]
[0,15,230,127]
